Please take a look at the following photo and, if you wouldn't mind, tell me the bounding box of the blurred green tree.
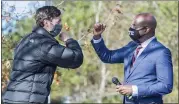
[2,1,178,103]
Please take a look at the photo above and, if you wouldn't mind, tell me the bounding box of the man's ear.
[145,27,151,34]
[141,27,150,35]
[43,20,49,27]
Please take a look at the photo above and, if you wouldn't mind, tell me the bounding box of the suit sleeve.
[40,38,83,69]
[91,38,132,63]
[137,48,173,97]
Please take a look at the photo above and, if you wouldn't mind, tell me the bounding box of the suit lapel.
[126,38,157,79]
[126,53,133,79]
[125,45,137,79]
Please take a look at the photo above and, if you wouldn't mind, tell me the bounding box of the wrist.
[64,37,71,42]
[132,85,138,96]
[65,38,74,45]
[93,35,101,40]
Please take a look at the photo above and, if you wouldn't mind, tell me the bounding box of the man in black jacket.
[3,6,83,104]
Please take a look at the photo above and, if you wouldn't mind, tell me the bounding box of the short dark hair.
[35,6,61,27]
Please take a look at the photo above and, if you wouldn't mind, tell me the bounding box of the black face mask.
[50,24,62,37]
[128,27,145,43]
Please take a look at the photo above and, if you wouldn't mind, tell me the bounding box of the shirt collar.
[140,36,156,48]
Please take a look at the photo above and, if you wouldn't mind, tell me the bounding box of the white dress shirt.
[93,36,156,96]
[134,36,156,58]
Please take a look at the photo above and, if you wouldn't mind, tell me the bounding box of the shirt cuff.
[93,37,102,43]
[132,85,138,96]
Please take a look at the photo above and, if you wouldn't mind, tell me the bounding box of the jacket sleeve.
[40,38,83,69]
[137,48,173,97]
[91,38,132,63]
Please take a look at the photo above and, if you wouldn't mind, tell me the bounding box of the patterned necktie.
[131,45,142,67]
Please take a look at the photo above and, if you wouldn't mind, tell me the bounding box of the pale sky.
[2,1,46,35]
[2,1,45,14]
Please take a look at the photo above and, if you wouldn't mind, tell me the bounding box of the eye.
[131,24,135,28]
[136,26,146,30]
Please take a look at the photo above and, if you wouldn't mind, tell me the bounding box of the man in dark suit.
[91,13,173,104]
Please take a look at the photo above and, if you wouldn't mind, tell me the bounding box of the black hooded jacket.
[3,27,83,104]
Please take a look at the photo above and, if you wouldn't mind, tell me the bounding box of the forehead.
[51,16,61,22]
[135,16,145,23]
[53,16,61,20]
[131,16,146,28]
[132,16,145,24]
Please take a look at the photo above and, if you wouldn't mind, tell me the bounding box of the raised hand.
[93,23,106,40]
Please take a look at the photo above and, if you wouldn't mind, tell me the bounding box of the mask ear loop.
[137,26,148,36]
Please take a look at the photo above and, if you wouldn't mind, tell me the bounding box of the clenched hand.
[116,85,133,96]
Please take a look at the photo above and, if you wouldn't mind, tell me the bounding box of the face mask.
[50,24,62,37]
[128,27,145,43]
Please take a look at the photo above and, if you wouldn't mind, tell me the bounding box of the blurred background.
[1,0,178,103]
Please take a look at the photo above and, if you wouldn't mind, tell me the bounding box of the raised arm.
[91,38,130,63]
[41,38,83,69]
